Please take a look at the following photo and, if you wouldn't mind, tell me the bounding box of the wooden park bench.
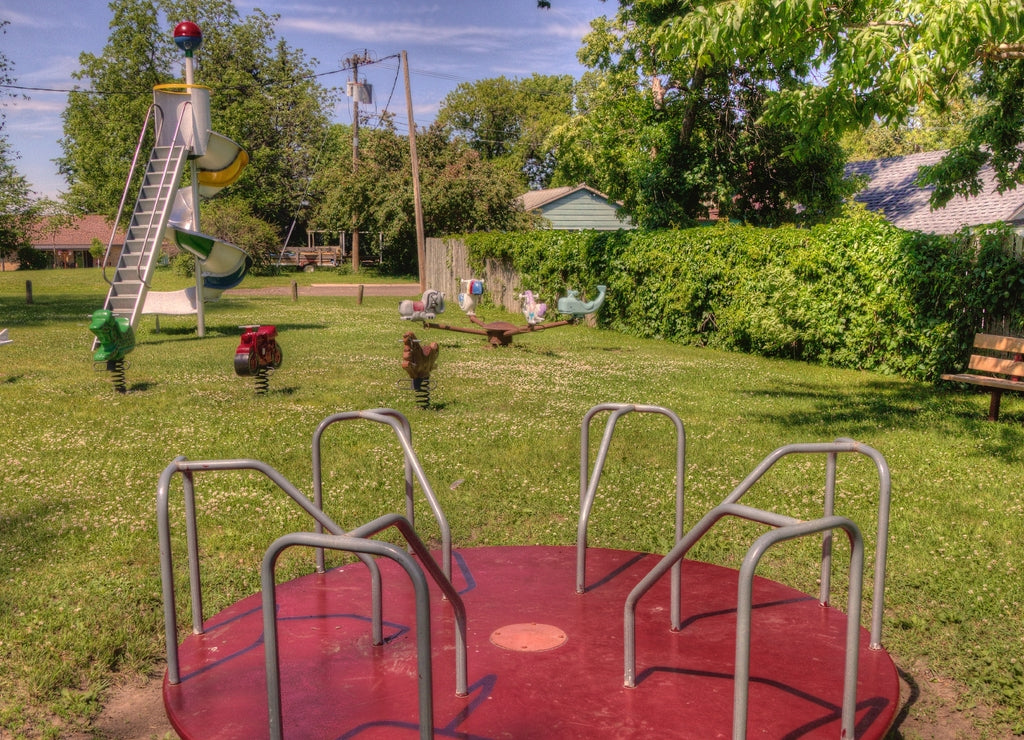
[942,333,1024,421]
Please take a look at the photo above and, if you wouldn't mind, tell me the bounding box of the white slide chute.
[143,132,250,316]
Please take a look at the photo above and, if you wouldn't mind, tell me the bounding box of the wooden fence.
[424,237,522,314]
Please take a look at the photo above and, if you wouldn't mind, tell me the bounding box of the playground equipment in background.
[157,405,899,739]
[89,309,136,393]
[400,331,439,408]
[405,280,608,347]
[234,325,282,394]
[398,289,445,321]
[90,21,251,390]
[457,278,484,315]
[557,284,607,319]
[520,289,547,325]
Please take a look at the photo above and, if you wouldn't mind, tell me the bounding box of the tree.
[0,137,36,268]
[196,196,279,274]
[0,21,40,269]
[312,116,532,274]
[640,0,1024,207]
[58,0,332,233]
[418,125,534,235]
[58,0,169,216]
[434,74,576,189]
[313,117,414,271]
[551,5,851,228]
[841,92,984,161]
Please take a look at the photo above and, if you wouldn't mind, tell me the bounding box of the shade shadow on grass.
[744,378,1024,463]
[141,321,327,343]
[0,295,104,326]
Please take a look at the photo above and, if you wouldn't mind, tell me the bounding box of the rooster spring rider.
[234,325,283,394]
[401,331,439,408]
[403,280,607,347]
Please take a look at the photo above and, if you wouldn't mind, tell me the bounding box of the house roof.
[517,183,617,211]
[30,214,125,248]
[845,151,1024,234]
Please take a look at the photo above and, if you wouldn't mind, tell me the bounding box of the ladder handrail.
[134,102,193,290]
[102,99,192,292]
[101,103,155,286]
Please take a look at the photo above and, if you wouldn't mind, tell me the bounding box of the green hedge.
[464,207,1024,381]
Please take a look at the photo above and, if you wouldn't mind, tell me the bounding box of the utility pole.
[345,51,372,272]
[402,50,426,290]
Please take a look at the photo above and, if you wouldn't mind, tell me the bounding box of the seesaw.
[400,281,607,346]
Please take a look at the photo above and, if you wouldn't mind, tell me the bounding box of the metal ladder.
[94,143,188,347]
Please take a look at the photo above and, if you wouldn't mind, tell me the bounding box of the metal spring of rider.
[412,376,431,409]
[107,359,127,394]
[254,367,270,395]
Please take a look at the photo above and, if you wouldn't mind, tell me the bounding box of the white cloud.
[0,6,49,29]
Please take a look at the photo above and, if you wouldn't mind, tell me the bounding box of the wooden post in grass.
[357,284,364,305]
[291,280,298,302]
[25,280,32,304]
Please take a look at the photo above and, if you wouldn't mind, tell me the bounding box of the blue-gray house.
[517,184,634,230]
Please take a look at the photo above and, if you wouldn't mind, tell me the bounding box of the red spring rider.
[234,325,282,392]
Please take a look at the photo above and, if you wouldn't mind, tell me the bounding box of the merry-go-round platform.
[157,406,900,739]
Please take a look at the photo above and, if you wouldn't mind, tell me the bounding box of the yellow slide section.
[196,131,248,198]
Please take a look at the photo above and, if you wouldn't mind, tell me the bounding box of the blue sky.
[0,0,608,199]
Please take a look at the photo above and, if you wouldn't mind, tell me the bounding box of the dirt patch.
[84,656,1013,739]
[89,672,175,740]
[890,657,1005,740]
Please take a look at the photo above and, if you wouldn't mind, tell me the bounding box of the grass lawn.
[1,267,1022,738]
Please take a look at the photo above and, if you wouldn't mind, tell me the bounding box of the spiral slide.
[143,133,250,316]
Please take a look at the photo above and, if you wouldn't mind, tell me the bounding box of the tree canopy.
[540,0,1024,212]
[58,0,333,231]
[434,73,576,189]
[625,0,1024,207]
[312,114,533,274]
[550,3,851,228]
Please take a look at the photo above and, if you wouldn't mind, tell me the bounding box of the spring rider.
[89,309,136,393]
[401,331,439,408]
[234,325,282,394]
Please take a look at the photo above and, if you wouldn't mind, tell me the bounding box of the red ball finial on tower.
[173,21,203,54]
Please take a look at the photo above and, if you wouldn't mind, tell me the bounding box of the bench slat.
[974,333,1024,354]
[941,373,1024,392]
[967,354,1024,378]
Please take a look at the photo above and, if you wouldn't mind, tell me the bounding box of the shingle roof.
[29,214,125,247]
[517,183,616,211]
[845,151,1024,234]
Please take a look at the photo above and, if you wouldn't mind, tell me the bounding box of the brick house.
[28,214,126,269]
